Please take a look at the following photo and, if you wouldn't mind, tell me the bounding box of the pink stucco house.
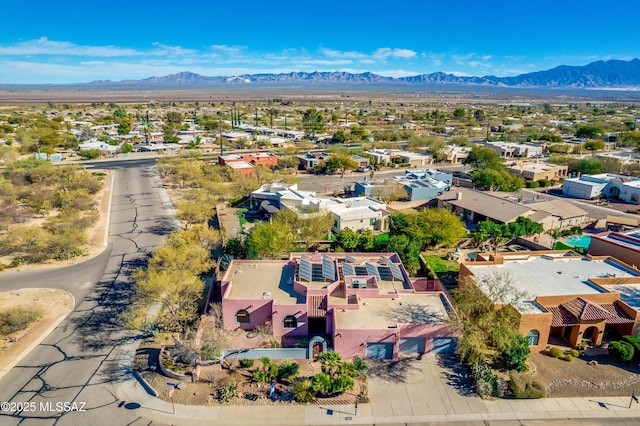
[219,252,458,359]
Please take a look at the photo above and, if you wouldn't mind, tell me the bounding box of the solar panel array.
[312,264,325,282]
[342,262,355,277]
[378,266,393,281]
[380,256,393,266]
[365,262,381,281]
[344,255,357,264]
[322,255,335,281]
[299,256,312,282]
[389,262,404,280]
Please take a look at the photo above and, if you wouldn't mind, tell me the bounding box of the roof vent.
[262,291,271,298]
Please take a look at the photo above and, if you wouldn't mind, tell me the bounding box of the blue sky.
[2,1,639,84]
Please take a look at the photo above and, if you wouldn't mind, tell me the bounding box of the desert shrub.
[292,379,315,403]
[500,334,530,372]
[239,358,254,368]
[564,354,574,362]
[253,357,279,382]
[311,372,353,396]
[621,335,640,362]
[200,343,220,361]
[470,363,499,398]
[278,360,300,381]
[163,359,174,368]
[609,340,634,363]
[351,355,368,377]
[509,371,546,399]
[218,382,239,402]
[548,347,563,359]
[526,181,539,189]
[568,349,580,358]
[0,306,42,335]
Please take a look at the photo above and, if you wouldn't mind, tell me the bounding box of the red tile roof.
[563,298,612,321]
[549,298,633,327]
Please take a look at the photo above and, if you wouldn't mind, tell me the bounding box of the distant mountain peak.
[77,58,640,89]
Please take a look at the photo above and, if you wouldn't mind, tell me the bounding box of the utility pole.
[218,112,223,155]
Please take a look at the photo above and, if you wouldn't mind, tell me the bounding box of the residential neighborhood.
[1,95,640,425]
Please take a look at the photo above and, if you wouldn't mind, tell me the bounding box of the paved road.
[0,158,173,425]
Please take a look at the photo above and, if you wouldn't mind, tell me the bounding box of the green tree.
[464,146,503,169]
[471,169,523,192]
[246,221,294,259]
[453,108,466,118]
[324,153,357,177]
[370,182,409,203]
[500,333,530,372]
[167,111,183,123]
[584,140,605,152]
[177,201,214,229]
[575,125,603,139]
[334,228,359,251]
[390,209,467,250]
[332,129,347,143]
[113,106,127,118]
[133,268,204,333]
[117,120,132,135]
[568,157,603,175]
[77,149,101,160]
[302,109,325,139]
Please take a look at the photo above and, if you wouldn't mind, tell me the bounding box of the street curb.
[133,370,159,397]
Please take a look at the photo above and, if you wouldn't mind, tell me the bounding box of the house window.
[283,315,297,329]
[236,309,250,324]
[525,330,540,346]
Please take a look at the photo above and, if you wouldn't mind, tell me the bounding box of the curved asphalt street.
[0,158,174,425]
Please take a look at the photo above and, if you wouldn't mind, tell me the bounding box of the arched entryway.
[308,336,327,359]
[610,187,620,198]
[583,326,598,345]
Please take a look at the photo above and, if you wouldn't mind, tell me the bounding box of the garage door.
[366,342,394,359]
[566,187,587,199]
[399,337,425,354]
[432,337,457,354]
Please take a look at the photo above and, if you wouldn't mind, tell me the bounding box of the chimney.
[456,192,463,200]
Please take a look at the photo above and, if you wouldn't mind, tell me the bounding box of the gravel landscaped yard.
[530,350,640,398]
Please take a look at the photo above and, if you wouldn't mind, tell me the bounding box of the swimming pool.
[565,235,592,250]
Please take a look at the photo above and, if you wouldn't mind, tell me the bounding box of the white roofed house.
[250,183,388,233]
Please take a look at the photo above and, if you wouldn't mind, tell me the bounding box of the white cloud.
[373,48,417,60]
[0,37,139,57]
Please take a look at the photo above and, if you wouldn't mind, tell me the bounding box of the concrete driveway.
[366,354,488,421]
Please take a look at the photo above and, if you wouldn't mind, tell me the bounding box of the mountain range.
[54,58,640,89]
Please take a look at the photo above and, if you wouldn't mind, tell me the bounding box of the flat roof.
[602,284,640,309]
[227,161,255,169]
[466,256,640,313]
[594,231,640,252]
[334,294,450,329]
[226,262,304,305]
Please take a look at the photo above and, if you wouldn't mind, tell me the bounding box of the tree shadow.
[437,354,476,397]
[146,218,177,236]
[366,358,420,384]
